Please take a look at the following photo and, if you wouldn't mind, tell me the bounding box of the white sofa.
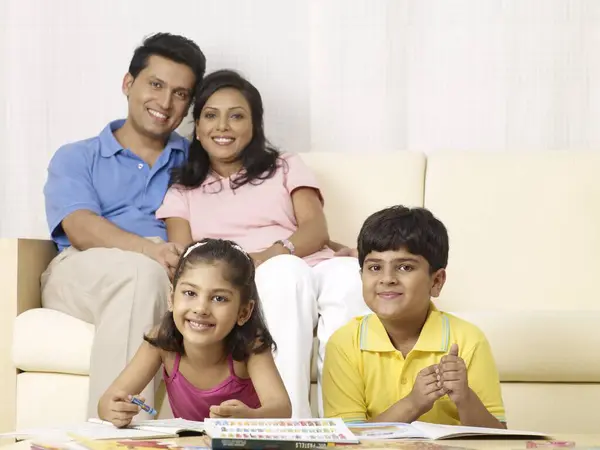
[2,150,600,434]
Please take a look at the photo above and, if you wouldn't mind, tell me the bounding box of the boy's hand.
[102,392,142,428]
[438,343,470,405]
[406,364,446,416]
[209,399,255,419]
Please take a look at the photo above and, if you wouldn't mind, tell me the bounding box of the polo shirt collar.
[360,302,450,353]
[99,119,187,157]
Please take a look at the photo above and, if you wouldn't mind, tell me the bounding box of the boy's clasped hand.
[407,344,470,416]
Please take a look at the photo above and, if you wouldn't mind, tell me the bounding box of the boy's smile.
[361,248,446,321]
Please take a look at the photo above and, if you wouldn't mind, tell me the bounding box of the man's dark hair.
[128,32,206,92]
[357,205,449,273]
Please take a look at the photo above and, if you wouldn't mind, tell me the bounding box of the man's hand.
[142,242,184,279]
[333,247,358,258]
[438,343,470,405]
[100,392,142,428]
[209,399,255,418]
[406,365,446,416]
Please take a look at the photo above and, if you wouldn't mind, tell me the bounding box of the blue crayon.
[131,396,157,415]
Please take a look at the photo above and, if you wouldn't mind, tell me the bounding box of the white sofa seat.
[13,309,93,375]
[11,309,93,429]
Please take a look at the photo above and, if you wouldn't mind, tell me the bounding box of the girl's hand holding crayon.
[99,391,144,428]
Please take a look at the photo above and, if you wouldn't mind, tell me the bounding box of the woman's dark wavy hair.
[170,69,280,190]
[144,238,276,361]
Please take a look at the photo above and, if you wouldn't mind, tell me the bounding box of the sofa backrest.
[424,150,600,312]
[302,152,426,247]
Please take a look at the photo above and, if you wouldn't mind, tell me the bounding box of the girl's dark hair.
[144,238,276,361]
[170,69,280,190]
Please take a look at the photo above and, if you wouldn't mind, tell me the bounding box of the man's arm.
[62,210,153,254]
[44,145,181,274]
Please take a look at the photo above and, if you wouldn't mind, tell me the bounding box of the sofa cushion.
[12,308,93,375]
[451,310,600,382]
[303,152,426,246]
[16,372,89,429]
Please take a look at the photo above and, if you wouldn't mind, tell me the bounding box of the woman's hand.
[249,245,288,268]
[334,246,358,258]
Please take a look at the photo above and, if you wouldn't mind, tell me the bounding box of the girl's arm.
[165,217,194,248]
[97,341,163,427]
[247,351,292,418]
[255,187,329,263]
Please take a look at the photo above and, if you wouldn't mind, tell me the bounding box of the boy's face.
[361,248,446,321]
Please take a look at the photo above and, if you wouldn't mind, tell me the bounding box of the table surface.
[1,434,599,449]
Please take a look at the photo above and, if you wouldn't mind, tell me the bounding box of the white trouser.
[255,255,371,418]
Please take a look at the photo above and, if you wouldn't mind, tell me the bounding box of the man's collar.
[359,303,450,353]
[99,119,187,157]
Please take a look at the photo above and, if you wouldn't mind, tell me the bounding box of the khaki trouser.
[40,241,170,419]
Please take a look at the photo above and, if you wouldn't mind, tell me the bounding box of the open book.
[347,421,550,440]
[1,418,205,441]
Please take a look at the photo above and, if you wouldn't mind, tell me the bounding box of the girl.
[98,238,291,427]
[156,69,370,417]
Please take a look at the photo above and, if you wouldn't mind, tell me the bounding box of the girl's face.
[170,261,254,349]
[196,87,253,168]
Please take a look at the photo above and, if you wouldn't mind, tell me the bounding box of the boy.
[322,205,506,428]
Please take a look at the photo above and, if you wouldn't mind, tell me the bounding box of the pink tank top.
[163,353,261,420]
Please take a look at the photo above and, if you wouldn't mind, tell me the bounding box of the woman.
[156,69,369,417]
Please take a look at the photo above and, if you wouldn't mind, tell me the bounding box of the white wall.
[2,0,600,239]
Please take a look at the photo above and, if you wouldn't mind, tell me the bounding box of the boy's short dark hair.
[128,32,206,90]
[357,205,449,273]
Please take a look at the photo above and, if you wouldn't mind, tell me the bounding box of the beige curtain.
[1,0,599,238]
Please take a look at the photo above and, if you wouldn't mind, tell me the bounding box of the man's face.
[122,55,196,141]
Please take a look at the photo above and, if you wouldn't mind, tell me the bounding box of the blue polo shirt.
[44,120,189,251]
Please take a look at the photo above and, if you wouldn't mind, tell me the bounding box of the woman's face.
[196,87,253,166]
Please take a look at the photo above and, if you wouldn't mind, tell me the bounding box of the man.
[42,33,206,418]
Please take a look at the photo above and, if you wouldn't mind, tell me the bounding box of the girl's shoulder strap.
[172,352,182,374]
[227,353,235,376]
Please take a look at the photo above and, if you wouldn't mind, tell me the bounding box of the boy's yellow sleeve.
[466,335,507,423]
[322,332,367,422]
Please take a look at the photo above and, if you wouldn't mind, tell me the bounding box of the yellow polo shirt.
[322,304,505,424]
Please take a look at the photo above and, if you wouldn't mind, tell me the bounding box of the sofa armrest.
[0,238,57,432]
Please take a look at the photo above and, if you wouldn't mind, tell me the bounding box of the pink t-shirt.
[156,153,334,266]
